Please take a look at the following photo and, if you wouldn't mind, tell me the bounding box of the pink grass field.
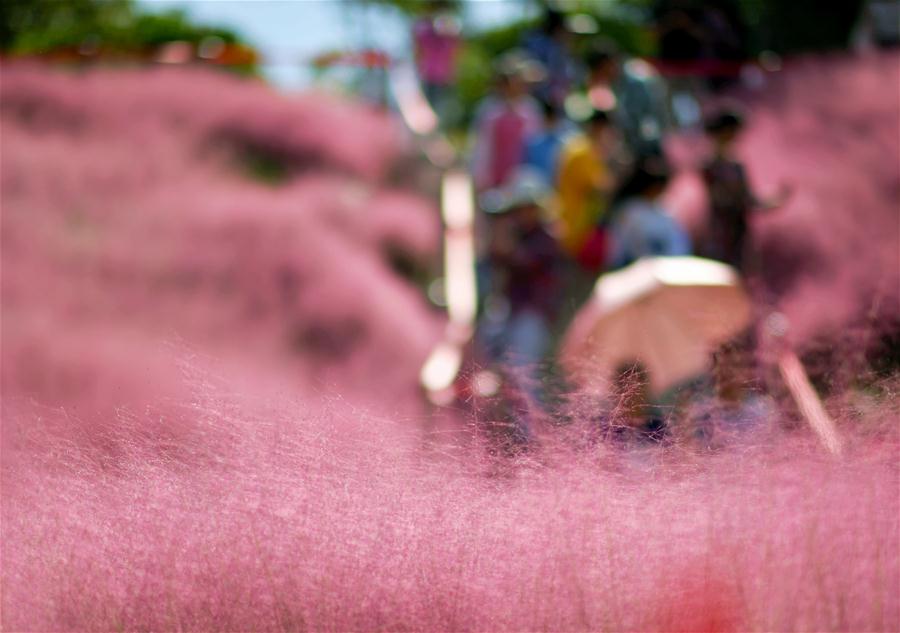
[2,54,899,631]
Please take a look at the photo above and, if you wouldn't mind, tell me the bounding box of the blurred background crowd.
[394,0,898,451]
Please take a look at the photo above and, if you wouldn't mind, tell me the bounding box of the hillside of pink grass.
[2,56,899,631]
[748,55,899,348]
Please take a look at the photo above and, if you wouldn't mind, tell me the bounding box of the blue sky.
[139,1,536,90]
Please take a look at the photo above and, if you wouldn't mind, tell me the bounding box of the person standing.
[522,8,578,109]
[701,110,790,273]
[585,41,671,160]
[522,99,577,188]
[556,109,617,260]
[412,0,461,123]
[478,170,563,414]
[469,54,543,191]
[607,161,692,269]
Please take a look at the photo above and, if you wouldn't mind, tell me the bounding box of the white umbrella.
[561,256,752,397]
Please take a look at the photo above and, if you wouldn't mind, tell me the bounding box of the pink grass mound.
[1,63,443,406]
[748,53,900,344]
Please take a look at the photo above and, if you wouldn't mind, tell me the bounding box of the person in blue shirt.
[607,161,692,269]
[521,100,577,188]
[522,8,578,109]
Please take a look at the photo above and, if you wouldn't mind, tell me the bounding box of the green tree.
[0,0,248,60]
[362,0,462,17]
[1,0,131,52]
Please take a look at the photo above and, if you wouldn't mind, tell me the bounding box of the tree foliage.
[363,0,462,17]
[0,0,243,55]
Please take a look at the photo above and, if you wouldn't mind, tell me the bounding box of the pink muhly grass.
[1,56,899,631]
[3,379,897,631]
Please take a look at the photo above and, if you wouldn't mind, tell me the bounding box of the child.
[477,170,563,420]
[607,160,691,269]
[702,110,790,273]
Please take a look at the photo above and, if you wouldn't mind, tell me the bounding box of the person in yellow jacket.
[556,109,617,258]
